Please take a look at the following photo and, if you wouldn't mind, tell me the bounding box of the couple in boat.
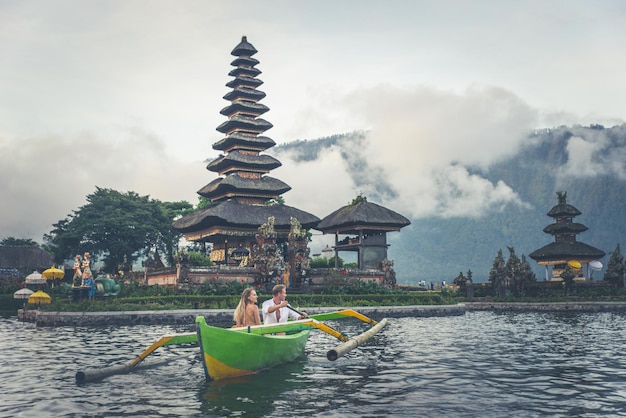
[233,284,308,328]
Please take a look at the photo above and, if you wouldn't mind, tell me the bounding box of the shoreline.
[17,301,626,327]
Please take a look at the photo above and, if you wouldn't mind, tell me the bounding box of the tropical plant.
[0,237,38,246]
[44,187,190,273]
[489,249,506,297]
[604,243,625,287]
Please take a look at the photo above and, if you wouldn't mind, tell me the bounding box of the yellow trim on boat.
[203,352,250,380]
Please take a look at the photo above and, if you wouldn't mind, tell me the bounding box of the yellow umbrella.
[567,260,582,269]
[42,266,65,280]
[28,289,52,305]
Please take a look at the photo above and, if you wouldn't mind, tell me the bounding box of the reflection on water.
[1,311,626,417]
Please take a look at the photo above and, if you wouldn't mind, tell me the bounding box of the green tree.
[186,251,213,266]
[1,237,38,246]
[489,249,506,297]
[604,243,625,287]
[453,271,467,292]
[44,187,187,273]
[505,246,521,295]
[519,255,537,286]
[160,200,193,265]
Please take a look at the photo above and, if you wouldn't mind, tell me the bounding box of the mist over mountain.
[271,124,626,284]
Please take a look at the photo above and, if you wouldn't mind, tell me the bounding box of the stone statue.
[72,254,83,287]
[82,252,96,298]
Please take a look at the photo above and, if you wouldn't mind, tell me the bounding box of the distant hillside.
[273,125,626,284]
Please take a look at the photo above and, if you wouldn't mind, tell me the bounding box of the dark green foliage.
[0,237,39,246]
[321,275,399,295]
[0,275,22,294]
[505,246,522,294]
[489,249,506,297]
[488,247,535,297]
[560,265,577,290]
[185,251,213,267]
[44,187,187,273]
[310,257,344,268]
[453,271,468,291]
[604,244,625,287]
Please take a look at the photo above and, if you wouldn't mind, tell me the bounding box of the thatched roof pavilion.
[0,246,54,274]
[316,196,410,270]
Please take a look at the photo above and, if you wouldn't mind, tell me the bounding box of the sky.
[2,0,626,253]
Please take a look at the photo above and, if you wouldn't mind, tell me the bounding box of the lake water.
[1,310,625,417]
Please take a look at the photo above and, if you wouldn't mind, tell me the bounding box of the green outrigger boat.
[76,309,387,383]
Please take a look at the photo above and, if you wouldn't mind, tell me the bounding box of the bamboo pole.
[326,318,388,361]
[75,333,197,383]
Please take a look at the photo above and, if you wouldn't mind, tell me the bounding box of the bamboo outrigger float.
[76,309,387,383]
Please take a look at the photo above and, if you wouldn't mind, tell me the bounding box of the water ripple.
[1,311,626,417]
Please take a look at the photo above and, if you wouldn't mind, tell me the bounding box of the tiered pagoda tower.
[173,36,319,264]
[529,191,605,281]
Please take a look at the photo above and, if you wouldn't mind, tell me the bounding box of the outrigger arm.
[76,333,197,383]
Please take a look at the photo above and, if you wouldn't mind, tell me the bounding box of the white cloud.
[2,0,626,242]
[332,85,537,218]
[0,128,205,241]
[274,146,356,218]
[558,129,626,181]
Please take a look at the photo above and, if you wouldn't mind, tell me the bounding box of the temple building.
[173,36,320,263]
[163,36,411,289]
[317,196,410,271]
[529,192,605,281]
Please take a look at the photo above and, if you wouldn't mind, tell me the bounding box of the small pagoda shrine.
[173,36,319,265]
[529,191,605,281]
[315,195,411,285]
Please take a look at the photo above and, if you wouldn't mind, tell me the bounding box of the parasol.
[28,289,52,305]
[589,260,603,279]
[589,260,603,271]
[14,288,34,300]
[567,260,582,269]
[231,247,250,257]
[14,288,35,313]
[25,271,46,285]
[42,266,65,280]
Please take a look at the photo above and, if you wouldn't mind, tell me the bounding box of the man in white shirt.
[262,284,307,324]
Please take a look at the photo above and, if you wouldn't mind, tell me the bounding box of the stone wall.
[465,301,626,312]
[20,304,466,327]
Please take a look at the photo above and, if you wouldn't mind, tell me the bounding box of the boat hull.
[196,316,310,380]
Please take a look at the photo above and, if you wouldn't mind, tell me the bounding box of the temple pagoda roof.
[172,199,320,235]
[197,175,291,200]
[547,203,582,218]
[226,76,264,90]
[228,67,261,78]
[317,200,410,235]
[231,36,257,57]
[216,115,273,135]
[212,134,275,152]
[529,241,605,263]
[206,151,281,174]
[230,56,260,67]
[542,223,588,235]
[220,101,269,117]
[223,87,266,102]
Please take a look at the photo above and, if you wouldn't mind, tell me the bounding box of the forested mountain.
[272,125,626,284]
